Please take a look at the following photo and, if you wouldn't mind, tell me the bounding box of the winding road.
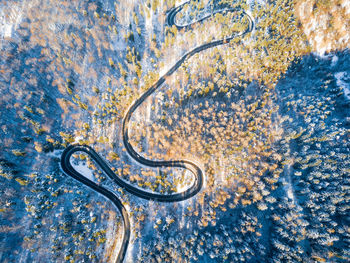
[60,2,254,263]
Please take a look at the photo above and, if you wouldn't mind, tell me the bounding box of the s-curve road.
[60,2,254,262]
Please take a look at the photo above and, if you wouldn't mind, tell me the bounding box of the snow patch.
[2,24,12,37]
[342,0,350,15]
[71,162,94,181]
[47,149,63,158]
[331,55,338,67]
[334,72,350,100]
[74,136,84,143]
[0,4,23,38]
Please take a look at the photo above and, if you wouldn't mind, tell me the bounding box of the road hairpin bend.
[60,2,254,263]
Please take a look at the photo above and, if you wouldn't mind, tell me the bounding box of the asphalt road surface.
[60,2,254,262]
